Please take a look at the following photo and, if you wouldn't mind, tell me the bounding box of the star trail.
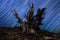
[0,0,60,33]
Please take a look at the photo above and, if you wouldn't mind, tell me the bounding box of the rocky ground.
[0,27,60,40]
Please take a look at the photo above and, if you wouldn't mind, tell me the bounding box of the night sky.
[0,0,60,33]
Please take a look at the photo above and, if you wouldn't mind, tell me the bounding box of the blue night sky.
[0,0,60,33]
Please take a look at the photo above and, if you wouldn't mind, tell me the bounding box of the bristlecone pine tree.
[12,3,45,38]
[11,3,60,40]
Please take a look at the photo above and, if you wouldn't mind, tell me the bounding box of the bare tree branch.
[12,9,26,32]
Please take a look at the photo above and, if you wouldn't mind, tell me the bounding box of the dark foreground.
[0,27,60,40]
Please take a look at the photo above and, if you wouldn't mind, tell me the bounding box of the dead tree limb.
[12,9,26,32]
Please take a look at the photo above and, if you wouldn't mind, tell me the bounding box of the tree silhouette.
[12,3,46,34]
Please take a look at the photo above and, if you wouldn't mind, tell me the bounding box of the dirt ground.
[0,27,60,40]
